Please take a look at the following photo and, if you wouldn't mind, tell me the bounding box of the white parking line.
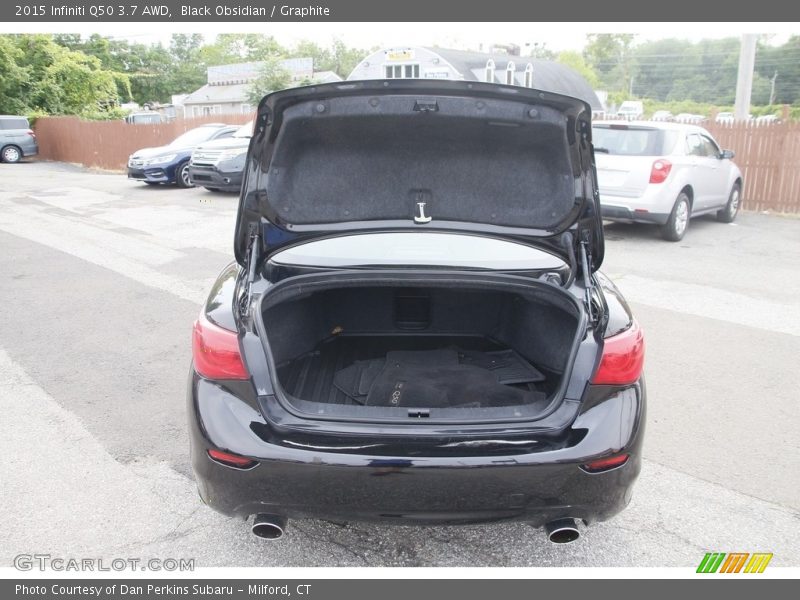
[0,202,208,305]
[0,346,211,561]
[613,274,800,337]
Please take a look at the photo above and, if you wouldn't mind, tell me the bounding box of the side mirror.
[720,149,735,159]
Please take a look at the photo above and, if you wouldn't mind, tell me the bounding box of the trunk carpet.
[278,336,546,408]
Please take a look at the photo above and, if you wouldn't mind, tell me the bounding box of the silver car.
[593,121,743,241]
[0,115,38,163]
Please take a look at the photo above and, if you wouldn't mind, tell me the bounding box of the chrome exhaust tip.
[545,518,580,544]
[251,514,287,540]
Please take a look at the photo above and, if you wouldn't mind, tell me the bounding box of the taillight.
[582,454,629,473]
[592,320,645,386]
[649,159,672,184]
[207,449,258,469]
[26,129,36,140]
[192,313,249,380]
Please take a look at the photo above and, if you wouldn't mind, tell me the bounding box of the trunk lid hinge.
[240,223,261,317]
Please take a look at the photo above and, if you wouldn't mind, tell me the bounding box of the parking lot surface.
[1,162,798,567]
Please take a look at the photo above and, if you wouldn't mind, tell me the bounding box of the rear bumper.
[598,183,680,225]
[20,140,38,157]
[188,373,646,526]
[188,164,243,191]
[601,203,670,225]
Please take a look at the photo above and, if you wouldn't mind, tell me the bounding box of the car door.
[0,119,10,145]
[698,133,730,207]
[685,132,719,210]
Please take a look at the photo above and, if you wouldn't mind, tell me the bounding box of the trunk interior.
[260,279,583,420]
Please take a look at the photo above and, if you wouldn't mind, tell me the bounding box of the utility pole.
[734,34,758,121]
[769,71,778,105]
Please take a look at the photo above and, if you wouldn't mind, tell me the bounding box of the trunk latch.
[407,409,430,418]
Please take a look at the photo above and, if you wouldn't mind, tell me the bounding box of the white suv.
[593,121,743,241]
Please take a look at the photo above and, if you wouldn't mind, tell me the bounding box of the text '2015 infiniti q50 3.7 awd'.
[188,80,646,544]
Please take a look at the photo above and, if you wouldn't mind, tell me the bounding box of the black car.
[188,80,646,544]
[127,124,237,187]
[188,121,252,192]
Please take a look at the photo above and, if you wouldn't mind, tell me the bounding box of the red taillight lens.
[26,129,36,140]
[192,313,249,380]
[582,453,629,473]
[592,320,645,386]
[649,159,672,184]
[207,449,258,469]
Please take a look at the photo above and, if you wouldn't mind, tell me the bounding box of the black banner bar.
[2,579,793,600]
[2,0,800,22]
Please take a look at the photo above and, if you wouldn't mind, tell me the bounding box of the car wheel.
[1,145,22,163]
[204,187,221,192]
[176,161,193,188]
[716,183,741,223]
[660,192,691,241]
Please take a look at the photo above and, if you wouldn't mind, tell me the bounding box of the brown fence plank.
[704,120,799,214]
[33,114,252,171]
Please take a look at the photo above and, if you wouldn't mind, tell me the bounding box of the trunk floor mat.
[278,336,546,407]
[333,347,545,408]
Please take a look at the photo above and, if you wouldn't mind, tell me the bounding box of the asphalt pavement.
[0,161,798,568]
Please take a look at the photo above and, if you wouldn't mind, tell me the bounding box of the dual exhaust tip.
[250,514,580,544]
[545,518,581,544]
[251,514,287,540]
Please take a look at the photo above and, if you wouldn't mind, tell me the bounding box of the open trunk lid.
[234,80,604,273]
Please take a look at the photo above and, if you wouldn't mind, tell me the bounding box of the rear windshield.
[593,125,679,156]
[270,233,566,270]
[0,118,29,130]
[170,127,218,146]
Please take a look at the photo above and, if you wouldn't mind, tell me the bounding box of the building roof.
[207,58,314,85]
[182,83,251,105]
[423,47,601,110]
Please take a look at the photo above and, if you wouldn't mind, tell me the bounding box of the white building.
[182,59,342,117]
[348,47,601,111]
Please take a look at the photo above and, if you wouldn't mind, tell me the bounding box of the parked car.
[0,115,38,163]
[188,81,646,544]
[188,121,252,192]
[617,100,644,120]
[593,120,742,241]
[715,112,735,124]
[124,112,164,125]
[651,110,673,122]
[674,113,706,124]
[127,124,237,187]
[755,114,779,125]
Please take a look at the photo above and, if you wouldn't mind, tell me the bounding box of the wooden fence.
[32,114,800,214]
[703,121,800,214]
[33,114,252,171]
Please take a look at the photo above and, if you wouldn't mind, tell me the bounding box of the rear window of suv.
[593,125,679,156]
[0,118,29,130]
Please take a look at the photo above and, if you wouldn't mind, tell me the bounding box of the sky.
[1,22,794,52]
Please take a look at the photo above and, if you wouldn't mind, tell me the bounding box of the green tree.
[0,36,30,113]
[584,34,636,93]
[247,57,292,103]
[289,38,369,79]
[556,50,599,88]
[7,34,123,116]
